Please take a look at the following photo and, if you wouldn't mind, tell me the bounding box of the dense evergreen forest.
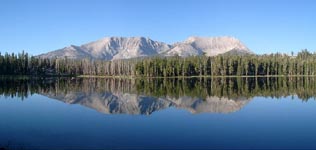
[0,49,316,76]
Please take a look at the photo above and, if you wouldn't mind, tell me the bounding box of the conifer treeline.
[0,51,135,76]
[0,49,316,76]
[135,49,316,76]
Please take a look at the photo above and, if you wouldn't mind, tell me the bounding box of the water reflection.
[1,77,316,115]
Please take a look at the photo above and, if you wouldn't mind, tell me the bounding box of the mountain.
[164,36,252,57]
[39,37,171,60]
[38,36,252,60]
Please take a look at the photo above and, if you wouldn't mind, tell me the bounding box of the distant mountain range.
[38,36,252,60]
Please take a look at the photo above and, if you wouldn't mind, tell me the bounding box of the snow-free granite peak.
[38,36,252,60]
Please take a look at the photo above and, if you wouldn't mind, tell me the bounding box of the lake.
[1,77,316,149]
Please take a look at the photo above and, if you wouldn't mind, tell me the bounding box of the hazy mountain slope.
[39,45,92,59]
[38,36,252,60]
[165,36,252,57]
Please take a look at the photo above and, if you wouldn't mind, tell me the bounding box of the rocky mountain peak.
[165,36,251,56]
[38,36,252,60]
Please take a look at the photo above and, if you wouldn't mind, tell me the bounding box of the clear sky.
[1,0,315,55]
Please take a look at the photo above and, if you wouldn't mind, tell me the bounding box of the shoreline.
[2,74,316,79]
[77,74,316,78]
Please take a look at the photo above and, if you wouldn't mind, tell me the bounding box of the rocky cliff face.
[39,37,171,60]
[38,36,252,60]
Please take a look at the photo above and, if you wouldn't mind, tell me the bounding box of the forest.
[0,49,315,77]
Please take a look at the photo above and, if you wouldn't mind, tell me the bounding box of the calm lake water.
[1,77,316,149]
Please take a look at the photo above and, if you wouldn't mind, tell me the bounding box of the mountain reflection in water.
[1,77,316,115]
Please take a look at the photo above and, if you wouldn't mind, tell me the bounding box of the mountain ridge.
[38,36,252,60]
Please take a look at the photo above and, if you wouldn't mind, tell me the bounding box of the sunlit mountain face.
[38,36,252,60]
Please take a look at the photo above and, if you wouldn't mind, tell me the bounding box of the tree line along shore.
[0,49,315,77]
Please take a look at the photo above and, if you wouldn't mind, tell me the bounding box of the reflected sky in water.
[1,78,316,149]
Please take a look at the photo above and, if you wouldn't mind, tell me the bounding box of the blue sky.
[0,0,315,55]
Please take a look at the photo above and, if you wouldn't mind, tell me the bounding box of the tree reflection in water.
[0,77,315,114]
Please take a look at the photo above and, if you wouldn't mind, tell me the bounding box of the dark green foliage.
[0,52,136,76]
[135,50,316,77]
[1,49,316,77]
[0,51,56,76]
